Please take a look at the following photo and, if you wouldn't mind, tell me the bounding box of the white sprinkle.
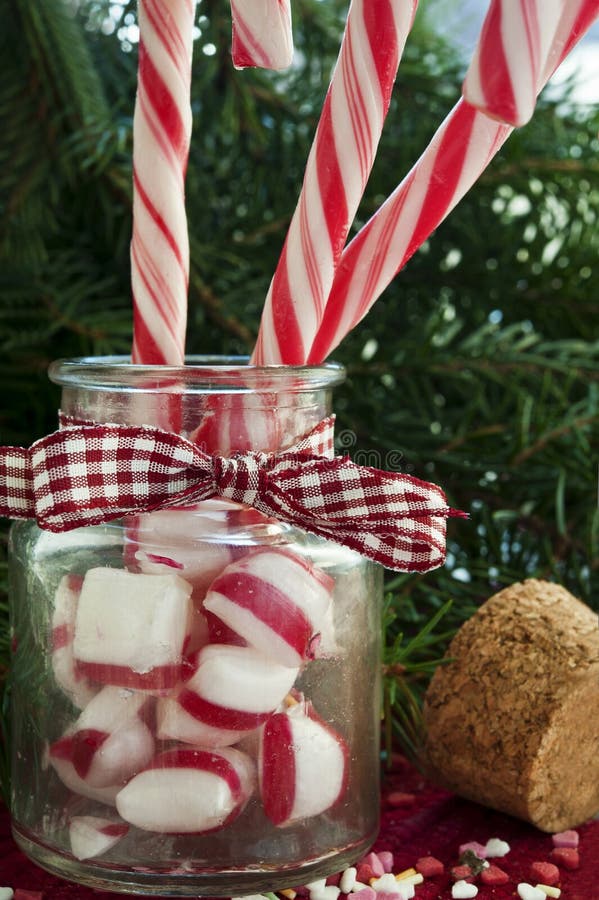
[485,837,511,858]
[0,891,15,900]
[395,884,415,900]
[452,882,478,899]
[306,881,327,893]
[517,885,546,900]
[340,867,358,894]
[371,874,401,894]
[310,888,341,900]
[535,887,561,899]
[351,882,370,892]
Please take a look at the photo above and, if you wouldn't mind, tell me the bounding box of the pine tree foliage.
[0,0,597,801]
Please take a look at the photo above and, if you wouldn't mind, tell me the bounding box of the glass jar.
[9,357,383,896]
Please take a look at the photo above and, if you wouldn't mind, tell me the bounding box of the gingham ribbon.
[0,417,463,573]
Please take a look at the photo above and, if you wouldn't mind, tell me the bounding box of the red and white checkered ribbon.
[0,417,463,573]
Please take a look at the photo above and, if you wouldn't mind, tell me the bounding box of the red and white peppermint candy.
[230,0,293,70]
[48,742,120,807]
[52,686,154,789]
[131,0,195,365]
[190,393,283,457]
[69,815,128,861]
[156,693,250,748]
[259,699,348,825]
[307,100,511,362]
[73,567,193,693]
[177,644,299,735]
[116,746,256,833]
[204,547,334,668]
[125,504,240,599]
[51,574,97,709]
[251,0,417,364]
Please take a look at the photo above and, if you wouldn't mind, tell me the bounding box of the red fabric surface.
[1,757,598,898]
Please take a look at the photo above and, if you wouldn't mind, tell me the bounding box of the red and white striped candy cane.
[230,0,293,70]
[307,100,512,362]
[251,0,418,365]
[543,1,599,81]
[131,0,195,365]
[307,2,598,363]
[463,0,558,127]
[463,0,599,127]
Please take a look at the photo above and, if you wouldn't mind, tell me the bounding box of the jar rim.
[49,356,346,393]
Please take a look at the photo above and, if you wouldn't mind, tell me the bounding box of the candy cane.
[251,0,418,365]
[463,0,599,127]
[131,0,195,365]
[230,0,293,70]
[307,100,512,362]
[307,4,598,363]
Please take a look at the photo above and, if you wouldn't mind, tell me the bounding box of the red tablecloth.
[1,758,597,899]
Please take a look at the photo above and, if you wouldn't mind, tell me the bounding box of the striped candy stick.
[307,100,512,362]
[307,3,598,364]
[230,0,293,70]
[131,0,195,365]
[463,0,599,127]
[251,0,418,365]
[543,1,599,81]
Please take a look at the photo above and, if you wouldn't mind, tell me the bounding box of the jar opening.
[49,356,345,394]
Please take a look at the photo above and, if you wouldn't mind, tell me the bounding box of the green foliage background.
[0,0,597,801]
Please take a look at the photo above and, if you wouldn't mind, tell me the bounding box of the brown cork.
[421,579,599,832]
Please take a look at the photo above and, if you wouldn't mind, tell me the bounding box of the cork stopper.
[421,579,599,832]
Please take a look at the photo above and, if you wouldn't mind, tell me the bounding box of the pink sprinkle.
[550,847,580,870]
[356,863,377,884]
[416,856,444,878]
[552,829,579,849]
[459,841,488,859]
[326,873,342,887]
[349,889,376,900]
[451,865,474,882]
[530,861,559,886]
[480,864,509,886]
[376,851,394,874]
[386,791,416,807]
[358,852,385,877]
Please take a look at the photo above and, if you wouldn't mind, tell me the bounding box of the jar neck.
[51,357,345,454]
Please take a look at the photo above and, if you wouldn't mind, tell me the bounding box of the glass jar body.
[9,359,382,895]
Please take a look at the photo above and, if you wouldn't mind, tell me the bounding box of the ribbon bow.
[0,416,463,573]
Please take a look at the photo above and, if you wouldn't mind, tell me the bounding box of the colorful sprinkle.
[340,868,358,894]
[415,855,444,877]
[451,864,474,882]
[551,829,579,849]
[550,847,580,870]
[377,852,394,874]
[517,885,546,900]
[451,881,478,899]
[530,861,559,886]
[459,841,487,859]
[484,837,511,858]
[480,864,510,886]
[359,853,385,878]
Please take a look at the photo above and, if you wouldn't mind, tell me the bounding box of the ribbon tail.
[0,445,35,520]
